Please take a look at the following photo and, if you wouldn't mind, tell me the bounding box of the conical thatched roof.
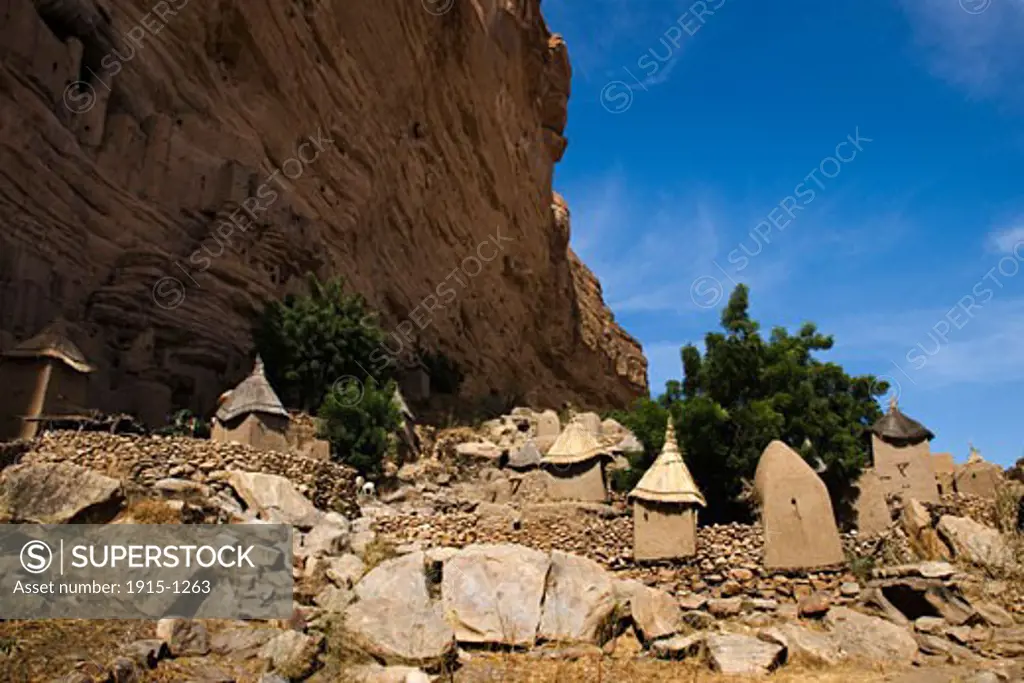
[3,319,94,373]
[215,356,289,422]
[629,420,706,506]
[967,444,984,464]
[870,396,934,445]
[542,421,607,465]
[508,439,542,470]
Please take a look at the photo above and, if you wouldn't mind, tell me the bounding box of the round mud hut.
[628,419,706,561]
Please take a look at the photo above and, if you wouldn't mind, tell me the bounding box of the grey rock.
[343,598,456,668]
[119,639,169,669]
[209,627,284,657]
[299,512,351,557]
[705,634,785,676]
[225,470,322,530]
[325,554,367,588]
[937,516,1014,570]
[0,462,122,523]
[760,624,845,667]
[156,618,210,656]
[614,580,682,643]
[538,550,617,645]
[314,585,355,612]
[443,544,550,647]
[824,607,918,664]
[259,630,323,680]
[355,552,430,608]
[650,633,704,660]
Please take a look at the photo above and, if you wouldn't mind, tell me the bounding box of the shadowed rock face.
[0,0,647,423]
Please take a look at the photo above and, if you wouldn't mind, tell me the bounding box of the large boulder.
[225,471,322,529]
[901,499,950,561]
[538,551,618,645]
[298,512,351,557]
[705,634,785,676]
[343,598,456,668]
[442,544,550,647]
[937,515,1015,570]
[0,462,122,523]
[355,552,430,608]
[823,607,918,664]
[455,441,502,461]
[613,580,681,643]
[759,624,845,666]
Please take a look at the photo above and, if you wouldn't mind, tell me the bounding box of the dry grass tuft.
[117,498,183,524]
[451,653,899,682]
[361,537,399,570]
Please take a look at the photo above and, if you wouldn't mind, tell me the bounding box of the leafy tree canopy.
[611,284,887,523]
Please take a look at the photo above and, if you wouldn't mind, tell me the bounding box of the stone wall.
[373,507,873,602]
[14,431,359,517]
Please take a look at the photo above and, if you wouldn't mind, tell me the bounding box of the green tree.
[672,284,887,522]
[254,274,394,412]
[605,397,672,492]
[613,284,887,522]
[318,377,401,477]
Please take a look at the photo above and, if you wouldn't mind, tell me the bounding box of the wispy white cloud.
[986,219,1024,253]
[899,0,1024,105]
[567,179,745,316]
[827,296,1024,388]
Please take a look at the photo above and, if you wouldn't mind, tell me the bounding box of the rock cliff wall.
[0,0,646,423]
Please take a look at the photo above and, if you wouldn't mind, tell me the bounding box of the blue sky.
[544,0,1024,465]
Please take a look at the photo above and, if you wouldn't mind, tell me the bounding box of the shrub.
[153,409,210,438]
[317,377,401,478]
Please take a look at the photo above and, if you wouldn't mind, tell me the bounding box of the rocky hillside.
[0,0,647,424]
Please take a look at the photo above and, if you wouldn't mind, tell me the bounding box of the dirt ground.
[452,655,1008,683]
[1,619,1017,682]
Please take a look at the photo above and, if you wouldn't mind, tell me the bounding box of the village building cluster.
[0,319,1012,567]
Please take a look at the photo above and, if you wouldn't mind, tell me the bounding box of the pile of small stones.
[930,492,999,528]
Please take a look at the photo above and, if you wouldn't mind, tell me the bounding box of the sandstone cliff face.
[0,0,646,423]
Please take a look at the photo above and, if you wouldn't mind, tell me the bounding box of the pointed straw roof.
[629,419,706,506]
[508,439,542,470]
[215,355,289,422]
[542,421,608,465]
[967,443,984,464]
[870,395,934,445]
[3,319,94,373]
